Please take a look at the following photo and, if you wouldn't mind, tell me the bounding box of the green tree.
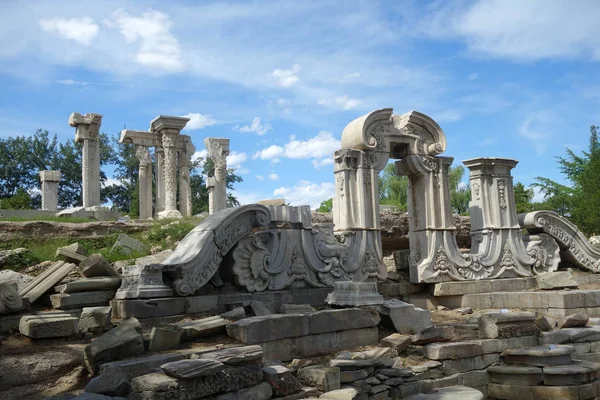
[316,198,333,212]
[379,163,408,211]
[513,182,535,214]
[201,156,243,209]
[448,165,471,215]
[103,136,139,215]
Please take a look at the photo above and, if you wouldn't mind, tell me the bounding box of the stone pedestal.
[204,138,230,215]
[135,146,153,219]
[325,281,384,306]
[69,112,102,207]
[39,170,61,211]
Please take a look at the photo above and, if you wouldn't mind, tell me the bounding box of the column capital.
[39,170,61,182]
[150,115,190,133]
[69,112,102,142]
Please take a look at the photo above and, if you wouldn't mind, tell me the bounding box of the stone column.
[135,146,153,219]
[39,170,61,211]
[204,138,230,214]
[155,147,165,214]
[69,113,102,207]
[151,115,190,219]
[178,136,194,217]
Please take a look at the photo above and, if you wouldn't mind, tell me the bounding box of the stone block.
[531,385,579,400]
[405,386,484,400]
[279,303,315,314]
[549,291,585,309]
[557,312,589,328]
[84,366,131,398]
[488,383,533,400]
[250,300,274,316]
[441,354,499,374]
[478,312,539,339]
[377,299,431,334]
[579,382,597,399]
[84,318,144,374]
[487,365,543,386]
[411,325,454,345]
[220,307,246,321]
[110,234,148,256]
[543,362,598,386]
[535,312,555,331]
[226,313,310,344]
[160,359,224,379]
[539,330,571,344]
[111,298,186,319]
[537,271,578,290]
[212,381,273,400]
[380,333,411,353]
[56,242,88,263]
[262,364,302,397]
[19,313,78,338]
[460,294,493,309]
[50,291,115,310]
[297,366,340,392]
[99,352,195,380]
[309,308,380,334]
[192,345,263,365]
[80,254,119,278]
[261,337,295,361]
[55,277,122,294]
[79,306,112,333]
[425,342,482,360]
[149,326,182,352]
[177,316,229,341]
[19,261,76,304]
[561,327,600,342]
[325,281,384,307]
[501,344,575,367]
[583,290,600,307]
[394,250,410,270]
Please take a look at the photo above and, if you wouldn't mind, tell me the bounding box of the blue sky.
[1,0,599,208]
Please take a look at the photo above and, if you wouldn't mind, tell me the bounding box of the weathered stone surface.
[297,366,340,392]
[211,381,273,400]
[111,298,185,319]
[99,352,195,380]
[330,359,381,370]
[19,314,78,338]
[309,308,380,334]
[0,282,23,314]
[325,281,384,307]
[280,304,315,314]
[340,368,370,383]
[0,269,33,291]
[425,342,482,360]
[110,234,148,256]
[558,312,589,329]
[441,354,499,375]
[226,314,310,344]
[531,385,579,400]
[478,312,539,339]
[50,291,115,310]
[411,325,454,345]
[537,271,578,290]
[250,300,273,316]
[220,307,246,321]
[79,306,112,333]
[84,318,144,374]
[501,344,575,367]
[535,312,555,332]
[81,254,119,278]
[378,368,414,378]
[177,316,229,341]
[160,359,224,379]
[487,365,543,385]
[130,366,263,400]
[405,386,483,399]
[543,361,599,386]
[380,333,411,353]
[192,345,263,365]
[85,366,131,397]
[55,277,122,294]
[319,388,360,399]
[56,242,88,263]
[263,364,302,396]
[19,261,76,304]
[149,326,182,352]
[378,299,431,334]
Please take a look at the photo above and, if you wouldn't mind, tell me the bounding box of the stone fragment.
[19,261,76,304]
[478,312,539,339]
[330,359,381,369]
[309,308,380,334]
[211,381,273,400]
[501,344,575,367]
[149,326,182,352]
[192,345,263,365]
[263,364,302,396]
[98,352,194,380]
[405,386,484,399]
[384,377,404,386]
[319,388,360,399]
[380,333,411,353]
[558,312,589,329]
[378,299,431,334]
[458,307,473,315]
[177,316,229,341]
[56,243,88,263]
[325,281,384,307]
[378,368,414,378]
[0,282,24,314]
[84,318,144,374]
[535,312,555,331]
[0,269,33,291]
[50,291,115,310]
[226,313,309,344]
[160,359,224,379]
[110,234,148,256]
[487,365,543,385]
[250,300,273,316]
[79,306,112,333]
[340,368,370,383]
[543,361,599,386]
[297,366,341,392]
[19,313,78,338]
[220,307,246,321]
[360,347,398,361]
[280,304,315,314]
[84,366,131,397]
[425,342,482,360]
[80,254,119,278]
[411,325,454,345]
[536,271,578,290]
[55,277,122,294]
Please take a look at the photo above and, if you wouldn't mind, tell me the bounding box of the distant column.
[204,138,230,214]
[155,148,165,214]
[135,146,153,219]
[178,136,195,217]
[39,170,61,211]
[69,112,102,207]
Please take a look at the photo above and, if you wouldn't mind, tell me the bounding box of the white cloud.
[273,180,335,209]
[234,117,272,136]
[39,17,99,45]
[227,151,248,169]
[182,113,217,130]
[252,145,284,162]
[269,64,301,87]
[102,177,125,187]
[344,72,361,79]
[469,73,479,80]
[434,110,462,123]
[192,149,208,164]
[519,113,551,155]
[283,131,340,160]
[277,98,290,106]
[312,158,334,169]
[268,173,279,181]
[532,186,547,203]
[317,95,362,110]
[256,175,265,181]
[237,167,250,175]
[56,79,87,86]
[105,9,184,72]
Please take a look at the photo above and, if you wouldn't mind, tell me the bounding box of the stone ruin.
[5,108,600,399]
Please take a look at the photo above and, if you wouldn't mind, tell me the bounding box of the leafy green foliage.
[379,163,409,211]
[448,165,471,215]
[513,182,535,214]
[316,198,333,212]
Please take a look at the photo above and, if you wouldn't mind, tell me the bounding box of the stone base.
[157,209,183,220]
[50,291,115,310]
[325,281,384,307]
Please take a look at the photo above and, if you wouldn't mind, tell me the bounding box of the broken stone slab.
[297,366,341,392]
[192,345,263,365]
[263,364,302,397]
[309,308,380,334]
[98,351,196,380]
[501,344,575,367]
[55,277,122,294]
[536,270,578,290]
[487,365,543,386]
[425,342,482,360]
[148,326,182,352]
[56,206,89,218]
[0,282,24,314]
[19,261,76,304]
[478,312,540,339]
[19,313,78,338]
[280,304,315,314]
[226,313,310,344]
[558,327,600,342]
[411,325,454,345]
[325,281,384,307]
[380,333,411,353]
[220,307,246,321]
[557,312,589,329]
[330,359,382,370]
[56,243,89,263]
[378,368,414,378]
[84,366,131,398]
[50,291,115,310]
[160,358,224,379]
[211,381,273,400]
[340,368,371,383]
[377,299,432,335]
[320,388,360,399]
[79,306,112,333]
[177,316,229,341]
[543,361,599,386]
[81,254,119,278]
[535,312,555,331]
[110,234,148,256]
[114,264,172,300]
[130,366,264,399]
[84,318,144,374]
[359,347,398,361]
[405,386,484,399]
[250,300,274,316]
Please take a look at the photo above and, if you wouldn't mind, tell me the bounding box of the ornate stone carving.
[523,233,560,274]
[0,282,24,314]
[69,112,103,207]
[204,138,230,215]
[115,264,173,299]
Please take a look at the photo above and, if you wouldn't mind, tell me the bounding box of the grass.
[0,215,96,223]
[0,217,205,271]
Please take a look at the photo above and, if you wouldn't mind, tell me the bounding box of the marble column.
[155,148,165,214]
[39,170,61,211]
[69,113,102,207]
[178,136,194,217]
[204,138,230,214]
[135,146,153,219]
